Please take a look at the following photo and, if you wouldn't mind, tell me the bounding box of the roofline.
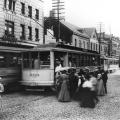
[73,32,89,39]
[60,22,89,39]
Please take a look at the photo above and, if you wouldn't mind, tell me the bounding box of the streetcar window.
[23,52,50,69]
[0,53,20,68]
[0,55,5,67]
[40,52,50,67]
[23,52,29,68]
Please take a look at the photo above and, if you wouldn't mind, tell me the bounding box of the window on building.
[96,44,98,51]
[93,43,95,51]
[21,2,25,15]
[79,40,81,48]
[83,41,85,48]
[75,39,77,47]
[20,24,25,40]
[4,0,7,8]
[28,26,32,40]
[101,45,102,51]
[93,34,96,38]
[9,0,15,11]
[35,9,39,20]
[4,0,16,11]
[87,42,89,49]
[8,0,12,10]
[91,43,92,50]
[13,1,15,11]
[5,20,14,35]
[28,6,32,18]
[35,28,39,41]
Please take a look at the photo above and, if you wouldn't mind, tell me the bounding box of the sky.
[43,0,120,37]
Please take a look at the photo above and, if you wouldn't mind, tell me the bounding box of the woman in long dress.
[76,69,86,101]
[57,70,71,102]
[69,69,79,98]
[97,73,106,96]
[55,71,62,96]
[80,79,96,108]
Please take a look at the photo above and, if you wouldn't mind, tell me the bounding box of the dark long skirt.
[80,87,95,108]
[97,79,105,96]
[58,80,71,102]
[74,84,83,101]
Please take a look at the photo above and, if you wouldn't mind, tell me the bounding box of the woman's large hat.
[55,67,70,72]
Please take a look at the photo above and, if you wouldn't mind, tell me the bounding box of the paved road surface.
[1,70,120,120]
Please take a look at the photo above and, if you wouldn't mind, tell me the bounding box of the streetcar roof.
[0,46,28,53]
[22,47,99,55]
[22,43,100,55]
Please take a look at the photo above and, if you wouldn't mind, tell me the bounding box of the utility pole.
[52,0,65,42]
[98,23,102,66]
[109,25,112,57]
[99,23,102,54]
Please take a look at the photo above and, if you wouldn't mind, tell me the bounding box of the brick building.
[0,0,44,47]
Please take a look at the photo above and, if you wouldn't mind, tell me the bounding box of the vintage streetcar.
[21,43,101,90]
[0,46,24,92]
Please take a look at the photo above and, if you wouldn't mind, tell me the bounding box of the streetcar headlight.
[0,77,2,80]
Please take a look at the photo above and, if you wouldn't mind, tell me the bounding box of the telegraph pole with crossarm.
[52,0,65,42]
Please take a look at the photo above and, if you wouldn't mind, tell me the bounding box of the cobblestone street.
[1,70,120,120]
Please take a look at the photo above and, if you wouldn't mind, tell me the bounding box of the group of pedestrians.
[55,67,108,108]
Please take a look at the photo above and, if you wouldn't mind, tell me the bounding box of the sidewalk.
[111,69,120,75]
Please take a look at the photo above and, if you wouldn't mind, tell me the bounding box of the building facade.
[111,36,120,58]
[44,19,90,49]
[84,28,99,52]
[0,0,44,47]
